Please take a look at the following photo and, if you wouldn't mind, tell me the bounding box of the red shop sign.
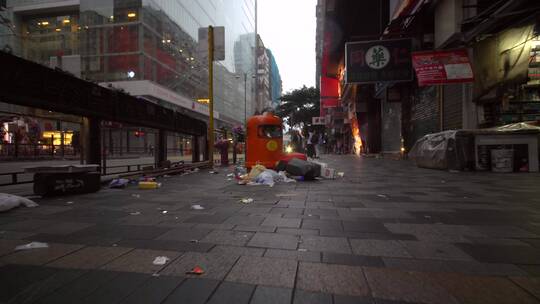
[412,49,474,86]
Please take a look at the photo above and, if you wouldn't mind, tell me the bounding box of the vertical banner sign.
[411,49,474,86]
[198,27,225,61]
[345,39,412,84]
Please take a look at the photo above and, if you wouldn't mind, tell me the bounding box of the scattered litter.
[248,164,266,180]
[0,193,38,212]
[109,178,130,189]
[191,205,205,210]
[239,198,254,204]
[377,194,388,199]
[189,239,199,243]
[186,265,205,275]
[209,171,219,174]
[131,194,141,198]
[277,171,296,183]
[66,201,74,205]
[15,242,49,251]
[227,173,234,177]
[162,210,168,214]
[138,181,161,189]
[276,193,297,197]
[175,217,179,220]
[152,273,160,277]
[227,178,232,181]
[112,244,118,247]
[193,168,200,172]
[441,180,446,183]
[424,215,432,219]
[308,214,313,217]
[152,256,170,265]
[298,248,307,252]
[163,175,171,178]
[130,211,141,216]
[337,172,345,178]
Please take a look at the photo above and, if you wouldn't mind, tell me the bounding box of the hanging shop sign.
[345,38,412,84]
[412,49,474,86]
[312,116,327,125]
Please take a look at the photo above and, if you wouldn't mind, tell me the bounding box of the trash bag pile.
[235,158,342,187]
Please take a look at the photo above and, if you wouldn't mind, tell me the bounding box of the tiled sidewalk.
[1,155,540,303]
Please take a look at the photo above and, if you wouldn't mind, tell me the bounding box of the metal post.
[50,134,54,157]
[102,128,107,175]
[14,133,18,159]
[60,131,65,158]
[208,26,215,167]
[192,135,200,163]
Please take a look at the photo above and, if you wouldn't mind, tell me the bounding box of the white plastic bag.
[0,193,38,212]
[277,171,296,183]
[255,170,276,187]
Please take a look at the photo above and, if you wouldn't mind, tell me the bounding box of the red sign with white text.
[412,49,474,86]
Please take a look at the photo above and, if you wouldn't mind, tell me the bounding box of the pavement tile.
[48,246,132,269]
[234,225,276,232]
[2,267,84,304]
[334,295,375,304]
[0,220,57,232]
[184,214,230,224]
[71,224,170,240]
[296,262,370,296]
[350,239,411,258]
[101,248,181,273]
[34,222,95,235]
[400,241,474,261]
[156,227,212,241]
[193,223,235,230]
[363,267,459,304]
[35,269,120,304]
[383,257,527,276]
[225,256,297,288]
[117,239,214,252]
[200,230,254,246]
[302,219,343,231]
[293,289,333,304]
[509,276,540,300]
[224,215,266,226]
[276,227,319,236]
[322,252,384,267]
[2,242,84,265]
[162,278,220,304]
[248,232,299,250]
[119,275,184,304]
[0,239,27,256]
[264,248,321,262]
[342,221,390,233]
[472,225,540,238]
[78,272,149,304]
[300,235,352,254]
[431,272,540,304]
[207,281,255,304]
[457,243,540,264]
[0,264,64,302]
[160,252,239,280]
[384,223,484,242]
[251,286,293,304]
[262,217,302,228]
[210,245,265,257]
[270,207,304,216]
[0,230,36,240]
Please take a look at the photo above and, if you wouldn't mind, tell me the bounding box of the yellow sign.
[266,140,278,152]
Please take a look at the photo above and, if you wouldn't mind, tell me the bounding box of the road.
[0,154,539,303]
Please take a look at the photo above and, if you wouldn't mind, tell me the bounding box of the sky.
[258,0,317,93]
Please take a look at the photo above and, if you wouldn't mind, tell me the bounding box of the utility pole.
[254,0,258,115]
[208,26,215,166]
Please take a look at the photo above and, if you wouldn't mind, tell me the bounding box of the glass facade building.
[1,0,257,125]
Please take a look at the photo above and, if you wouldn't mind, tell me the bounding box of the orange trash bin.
[246,113,284,169]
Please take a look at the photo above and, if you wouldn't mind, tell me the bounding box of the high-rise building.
[256,34,271,113]
[0,0,257,127]
[266,48,282,108]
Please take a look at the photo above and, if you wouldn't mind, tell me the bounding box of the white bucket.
[491,149,514,173]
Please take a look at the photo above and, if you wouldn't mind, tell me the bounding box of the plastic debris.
[248,164,266,180]
[109,178,130,189]
[298,248,307,252]
[227,178,232,181]
[227,173,234,177]
[163,175,172,178]
[66,201,74,205]
[152,273,160,277]
[162,210,168,214]
[152,256,170,265]
[337,172,345,177]
[112,244,118,247]
[209,171,218,174]
[186,265,205,275]
[277,171,296,183]
[193,168,200,172]
[130,211,141,216]
[189,239,200,243]
[377,194,388,199]
[191,204,205,210]
[131,194,141,198]
[138,181,161,189]
[0,193,39,212]
[239,198,254,204]
[15,242,49,250]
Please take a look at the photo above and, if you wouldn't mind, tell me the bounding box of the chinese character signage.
[345,39,412,84]
[312,116,327,125]
[412,49,474,86]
